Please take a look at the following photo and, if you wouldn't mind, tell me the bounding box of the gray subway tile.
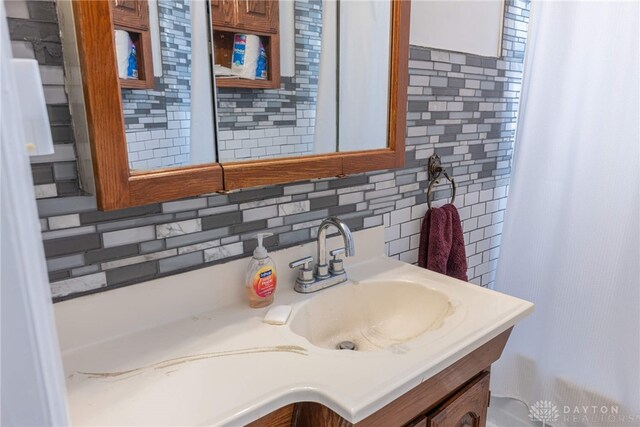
[278,229,310,246]
[43,233,101,258]
[283,209,328,225]
[329,175,367,189]
[37,196,97,218]
[159,252,204,273]
[309,195,338,210]
[47,254,85,272]
[162,198,207,213]
[32,164,54,184]
[42,225,96,241]
[228,186,283,203]
[80,204,161,224]
[106,261,158,286]
[202,211,242,230]
[232,219,267,234]
[85,244,139,264]
[95,214,174,233]
[102,226,155,248]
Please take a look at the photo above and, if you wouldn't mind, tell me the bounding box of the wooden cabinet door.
[236,0,279,33]
[210,0,235,28]
[111,0,148,30]
[426,372,490,427]
[407,417,428,427]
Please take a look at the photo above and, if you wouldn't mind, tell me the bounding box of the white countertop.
[55,227,533,426]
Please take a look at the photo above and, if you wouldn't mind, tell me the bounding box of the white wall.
[410,0,504,57]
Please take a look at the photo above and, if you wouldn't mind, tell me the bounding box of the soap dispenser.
[246,233,277,308]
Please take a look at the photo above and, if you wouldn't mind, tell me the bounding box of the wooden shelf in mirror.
[114,27,154,89]
[210,0,280,89]
[110,0,154,89]
[212,27,280,89]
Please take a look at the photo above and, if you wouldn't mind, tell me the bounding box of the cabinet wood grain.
[426,372,490,427]
[110,0,154,89]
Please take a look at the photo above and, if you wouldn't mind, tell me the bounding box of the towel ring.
[427,171,456,209]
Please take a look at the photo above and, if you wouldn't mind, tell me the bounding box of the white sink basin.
[289,281,455,351]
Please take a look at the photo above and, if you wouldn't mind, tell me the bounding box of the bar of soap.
[263,305,292,325]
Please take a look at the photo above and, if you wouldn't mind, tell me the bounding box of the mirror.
[113,0,217,172]
[63,0,407,209]
[212,0,392,163]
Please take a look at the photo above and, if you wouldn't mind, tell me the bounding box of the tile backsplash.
[7,0,529,301]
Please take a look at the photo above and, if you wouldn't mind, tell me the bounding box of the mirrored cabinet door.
[213,0,335,162]
[338,0,391,152]
[211,0,393,163]
[66,0,224,210]
[114,0,218,172]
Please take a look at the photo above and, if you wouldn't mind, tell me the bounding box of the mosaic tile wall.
[7,0,530,301]
[121,0,193,171]
[216,0,322,161]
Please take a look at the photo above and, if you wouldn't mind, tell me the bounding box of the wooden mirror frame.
[72,0,409,210]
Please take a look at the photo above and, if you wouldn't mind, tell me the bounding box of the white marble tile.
[292,219,322,231]
[156,219,202,239]
[204,242,244,262]
[101,249,177,270]
[50,273,107,298]
[34,184,57,199]
[197,204,238,216]
[239,196,291,210]
[177,240,220,255]
[278,201,310,216]
[48,214,81,230]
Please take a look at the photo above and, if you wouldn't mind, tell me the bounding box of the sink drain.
[336,340,358,351]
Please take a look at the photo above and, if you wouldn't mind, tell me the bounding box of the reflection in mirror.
[212,0,392,163]
[338,0,391,152]
[116,0,217,172]
[214,0,333,162]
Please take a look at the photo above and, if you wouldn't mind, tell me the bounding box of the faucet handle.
[289,256,313,269]
[289,256,314,284]
[329,248,346,275]
[330,247,345,259]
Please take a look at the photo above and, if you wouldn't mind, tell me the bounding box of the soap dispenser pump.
[245,233,277,308]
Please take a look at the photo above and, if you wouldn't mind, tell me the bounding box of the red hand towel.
[418,203,468,281]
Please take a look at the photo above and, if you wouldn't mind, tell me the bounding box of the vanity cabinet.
[247,329,510,427]
[413,372,490,427]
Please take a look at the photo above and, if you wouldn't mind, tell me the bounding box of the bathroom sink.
[289,281,455,351]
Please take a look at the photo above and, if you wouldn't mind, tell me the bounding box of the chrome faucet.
[289,216,355,293]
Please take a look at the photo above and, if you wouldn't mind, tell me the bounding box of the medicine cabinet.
[60,0,410,210]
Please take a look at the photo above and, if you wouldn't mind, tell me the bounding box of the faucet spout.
[289,216,356,292]
[316,217,355,275]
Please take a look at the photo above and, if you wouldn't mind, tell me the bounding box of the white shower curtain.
[491,1,640,425]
